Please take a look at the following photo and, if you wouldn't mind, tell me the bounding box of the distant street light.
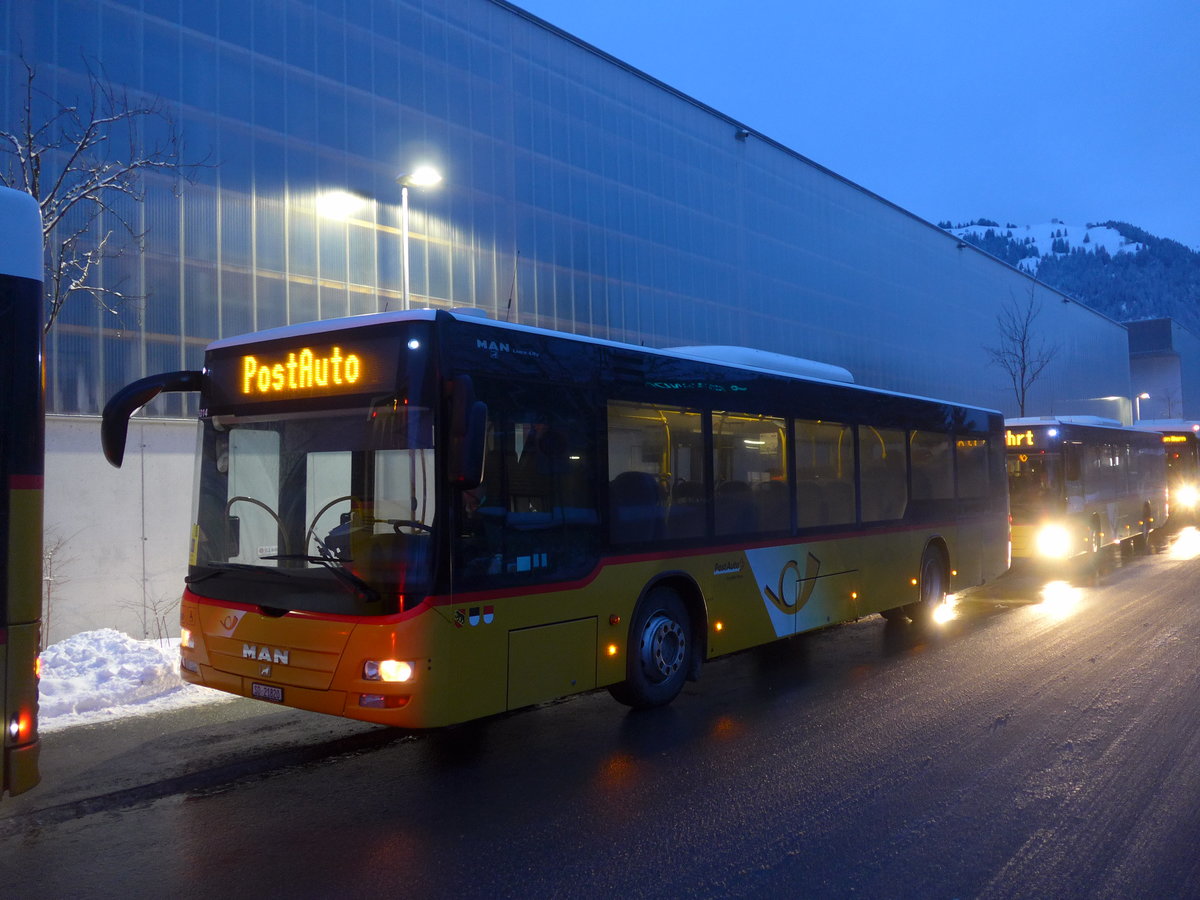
[396,166,444,310]
[1135,392,1150,422]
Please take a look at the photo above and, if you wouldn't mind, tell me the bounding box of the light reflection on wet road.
[7,533,1200,898]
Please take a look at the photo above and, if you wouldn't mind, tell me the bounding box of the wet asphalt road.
[3,535,1199,898]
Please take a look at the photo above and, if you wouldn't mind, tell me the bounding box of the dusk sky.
[514,0,1200,249]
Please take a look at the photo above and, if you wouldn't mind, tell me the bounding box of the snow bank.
[37,628,235,733]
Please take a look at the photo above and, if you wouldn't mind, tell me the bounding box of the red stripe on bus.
[186,517,965,623]
[8,475,43,490]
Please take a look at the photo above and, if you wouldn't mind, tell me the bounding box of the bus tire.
[904,545,948,624]
[609,586,692,709]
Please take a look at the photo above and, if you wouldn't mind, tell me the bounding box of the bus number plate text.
[252,683,284,703]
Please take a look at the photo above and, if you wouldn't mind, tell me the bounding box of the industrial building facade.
[3,0,1134,639]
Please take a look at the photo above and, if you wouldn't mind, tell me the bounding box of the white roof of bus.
[0,187,43,282]
[1006,415,1125,429]
[206,308,999,414]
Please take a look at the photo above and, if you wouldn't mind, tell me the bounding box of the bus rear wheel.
[904,546,948,624]
[609,586,692,709]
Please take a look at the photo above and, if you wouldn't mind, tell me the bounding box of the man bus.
[1005,416,1167,565]
[103,308,1011,728]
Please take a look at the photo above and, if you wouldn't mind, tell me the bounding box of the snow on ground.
[37,629,235,733]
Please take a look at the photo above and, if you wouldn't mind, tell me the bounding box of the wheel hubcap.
[640,614,685,683]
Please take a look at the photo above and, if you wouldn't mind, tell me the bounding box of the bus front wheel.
[609,586,692,709]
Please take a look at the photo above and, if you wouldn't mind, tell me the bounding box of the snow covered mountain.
[943,219,1146,275]
[940,219,1200,331]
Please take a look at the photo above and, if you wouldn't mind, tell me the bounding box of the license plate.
[251,682,284,703]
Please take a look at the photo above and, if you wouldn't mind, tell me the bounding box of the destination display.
[204,332,403,410]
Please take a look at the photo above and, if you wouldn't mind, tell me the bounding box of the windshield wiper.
[259,554,380,604]
[186,562,288,584]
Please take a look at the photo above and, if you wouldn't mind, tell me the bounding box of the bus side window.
[909,430,954,520]
[456,386,600,583]
[1064,445,1082,483]
[860,426,907,521]
[794,419,856,527]
[955,436,991,510]
[607,401,706,542]
[712,411,787,535]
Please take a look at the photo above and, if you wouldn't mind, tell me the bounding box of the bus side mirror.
[102,370,203,467]
[447,375,487,490]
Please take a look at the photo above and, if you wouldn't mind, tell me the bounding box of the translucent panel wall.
[2,0,1131,419]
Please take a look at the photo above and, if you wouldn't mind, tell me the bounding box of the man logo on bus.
[477,338,510,359]
[243,644,289,665]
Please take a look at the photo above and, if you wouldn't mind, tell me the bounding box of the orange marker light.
[606,644,619,657]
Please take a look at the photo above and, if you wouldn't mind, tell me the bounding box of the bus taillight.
[8,711,33,742]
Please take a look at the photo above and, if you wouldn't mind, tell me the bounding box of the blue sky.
[514,0,1200,249]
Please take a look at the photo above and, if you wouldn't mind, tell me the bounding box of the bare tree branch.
[985,285,1060,416]
[0,49,207,334]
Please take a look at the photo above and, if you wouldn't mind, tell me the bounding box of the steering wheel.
[305,495,354,558]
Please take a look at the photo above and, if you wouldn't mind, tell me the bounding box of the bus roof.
[1006,416,1125,429]
[206,307,999,416]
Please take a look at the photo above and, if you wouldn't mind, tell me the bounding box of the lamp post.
[396,165,443,310]
[1132,393,1152,424]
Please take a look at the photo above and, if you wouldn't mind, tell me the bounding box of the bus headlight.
[364,659,416,683]
[1175,484,1199,509]
[1035,524,1073,558]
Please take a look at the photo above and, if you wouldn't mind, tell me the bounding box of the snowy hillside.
[945,219,1145,275]
[940,218,1200,331]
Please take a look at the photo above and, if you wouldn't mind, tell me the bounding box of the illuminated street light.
[1135,392,1150,422]
[395,166,444,310]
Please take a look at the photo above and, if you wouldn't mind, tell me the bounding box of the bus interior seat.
[755,479,790,531]
[715,480,756,534]
[609,471,664,542]
[822,479,857,524]
[668,479,707,538]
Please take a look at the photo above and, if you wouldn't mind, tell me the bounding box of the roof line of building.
[490,1,1126,332]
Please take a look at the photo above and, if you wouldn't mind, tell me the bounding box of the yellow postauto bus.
[1,186,43,797]
[103,309,1010,728]
[1134,423,1200,528]
[1005,416,1167,562]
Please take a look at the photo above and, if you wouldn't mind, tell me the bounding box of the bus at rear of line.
[1133,423,1200,529]
[1005,416,1167,565]
[102,308,1012,729]
[0,185,43,798]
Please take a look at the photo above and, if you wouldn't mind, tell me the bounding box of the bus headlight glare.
[1035,524,1073,558]
[364,659,416,683]
[1175,484,1199,509]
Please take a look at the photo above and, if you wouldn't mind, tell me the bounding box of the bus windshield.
[190,400,436,616]
[1006,452,1063,512]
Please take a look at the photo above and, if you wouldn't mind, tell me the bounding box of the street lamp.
[395,165,443,310]
[1135,392,1150,423]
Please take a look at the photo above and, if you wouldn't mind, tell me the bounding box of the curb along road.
[0,699,401,837]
